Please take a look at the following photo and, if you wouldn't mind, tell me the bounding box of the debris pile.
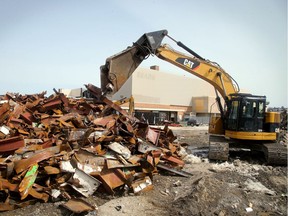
[0,84,188,213]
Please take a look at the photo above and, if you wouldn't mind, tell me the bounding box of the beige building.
[112,66,221,124]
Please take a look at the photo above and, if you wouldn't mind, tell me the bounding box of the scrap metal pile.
[0,84,188,213]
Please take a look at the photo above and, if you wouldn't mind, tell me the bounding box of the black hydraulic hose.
[166,34,205,60]
[176,41,205,61]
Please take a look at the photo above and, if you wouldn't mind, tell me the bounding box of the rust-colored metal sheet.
[107,142,131,159]
[74,149,105,174]
[25,98,42,110]
[29,188,49,202]
[14,150,54,174]
[44,166,60,175]
[146,127,160,145]
[68,129,89,142]
[106,159,138,169]
[93,114,117,127]
[0,178,18,192]
[96,168,126,194]
[0,203,15,212]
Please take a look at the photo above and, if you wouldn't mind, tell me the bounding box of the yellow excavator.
[100,30,287,165]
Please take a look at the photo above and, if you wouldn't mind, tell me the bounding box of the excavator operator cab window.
[226,100,239,130]
[238,98,265,132]
[242,101,257,118]
[259,102,264,116]
[230,101,239,120]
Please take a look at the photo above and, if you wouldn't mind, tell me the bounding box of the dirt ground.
[2,126,287,216]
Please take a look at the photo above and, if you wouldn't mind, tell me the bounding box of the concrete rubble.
[0,84,189,213]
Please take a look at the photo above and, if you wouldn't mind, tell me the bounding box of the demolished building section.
[0,84,189,213]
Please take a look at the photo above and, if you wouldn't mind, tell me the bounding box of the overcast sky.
[0,0,287,107]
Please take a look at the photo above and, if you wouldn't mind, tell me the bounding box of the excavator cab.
[226,93,266,133]
[224,93,280,141]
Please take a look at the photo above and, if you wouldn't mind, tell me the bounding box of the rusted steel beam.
[59,93,69,107]
[25,98,42,111]
[85,83,136,122]
[84,84,102,100]
[0,136,25,153]
[0,178,19,192]
[0,103,10,124]
[102,97,136,122]
[93,114,118,127]
[0,203,15,212]
[161,154,185,166]
[29,188,49,202]
[40,96,62,112]
[157,164,193,177]
[20,109,36,125]
[9,104,25,120]
[14,150,55,174]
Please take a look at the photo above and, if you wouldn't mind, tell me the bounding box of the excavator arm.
[100,29,239,100]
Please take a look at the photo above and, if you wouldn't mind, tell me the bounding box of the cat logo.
[183,59,194,69]
[176,57,200,70]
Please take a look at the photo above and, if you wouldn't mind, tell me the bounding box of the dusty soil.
[2,126,287,216]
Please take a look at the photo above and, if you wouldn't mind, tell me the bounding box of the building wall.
[113,67,216,105]
[192,96,220,113]
[132,68,216,106]
[59,88,85,97]
[111,67,221,123]
[113,76,133,101]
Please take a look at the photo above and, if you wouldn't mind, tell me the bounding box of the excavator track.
[209,135,287,165]
[208,135,229,161]
[262,143,287,165]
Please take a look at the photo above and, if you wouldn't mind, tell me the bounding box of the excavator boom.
[100,29,239,99]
